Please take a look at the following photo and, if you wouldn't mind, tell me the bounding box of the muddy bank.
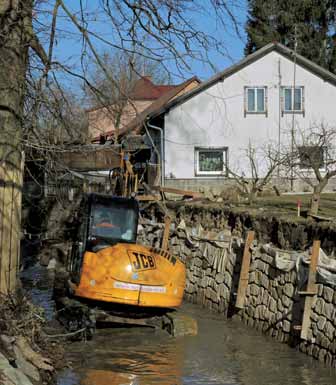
[0,275,64,385]
[165,202,336,253]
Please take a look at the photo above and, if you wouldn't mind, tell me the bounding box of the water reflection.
[82,370,139,385]
[82,369,180,385]
[66,328,183,385]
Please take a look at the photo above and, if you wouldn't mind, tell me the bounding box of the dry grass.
[170,192,336,224]
[250,192,336,220]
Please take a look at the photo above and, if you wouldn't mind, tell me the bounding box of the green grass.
[245,193,336,221]
[169,192,336,224]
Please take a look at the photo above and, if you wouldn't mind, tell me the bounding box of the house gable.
[162,43,336,185]
[159,43,336,117]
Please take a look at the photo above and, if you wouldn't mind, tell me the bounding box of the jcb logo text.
[128,251,156,271]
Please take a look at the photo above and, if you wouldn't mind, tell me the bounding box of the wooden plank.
[151,186,203,198]
[235,231,255,309]
[309,214,332,222]
[306,240,320,293]
[136,194,161,201]
[161,216,172,251]
[298,290,317,296]
[60,148,121,171]
[301,240,320,340]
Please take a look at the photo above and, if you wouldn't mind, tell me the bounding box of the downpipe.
[146,121,164,187]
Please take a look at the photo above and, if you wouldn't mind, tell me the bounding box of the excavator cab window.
[87,195,138,251]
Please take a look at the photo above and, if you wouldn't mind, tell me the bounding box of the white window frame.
[195,147,228,176]
[281,86,305,115]
[244,86,268,116]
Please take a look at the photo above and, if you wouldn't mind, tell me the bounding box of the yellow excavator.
[67,193,185,309]
[54,150,196,338]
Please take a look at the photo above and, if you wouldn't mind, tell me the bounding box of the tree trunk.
[310,188,321,216]
[248,188,257,205]
[310,179,328,216]
[0,1,31,293]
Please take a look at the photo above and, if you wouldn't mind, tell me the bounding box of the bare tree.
[289,124,336,215]
[25,78,88,143]
[85,51,168,142]
[0,0,241,293]
[86,51,168,106]
[227,142,284,205]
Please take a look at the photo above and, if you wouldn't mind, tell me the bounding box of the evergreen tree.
[245,0,336,72]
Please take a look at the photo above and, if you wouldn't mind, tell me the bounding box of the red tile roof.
[92,76,200,142]
[86,76,178,113]
[128,76,177,100]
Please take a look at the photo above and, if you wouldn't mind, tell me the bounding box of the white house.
[148,43,336,192]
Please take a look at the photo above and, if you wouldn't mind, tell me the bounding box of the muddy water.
[21,266,336,385]
[57,303,336,385]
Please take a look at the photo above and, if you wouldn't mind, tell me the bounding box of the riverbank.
[0,293,64,385]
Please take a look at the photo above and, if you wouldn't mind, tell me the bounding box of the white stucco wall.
[164,51,336,180]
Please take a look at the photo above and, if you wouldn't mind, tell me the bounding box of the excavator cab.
[66,192,185,309]
[87,194,139,251]
[68,194,139,284]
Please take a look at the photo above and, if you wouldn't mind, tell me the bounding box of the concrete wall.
[163,50,336,184]
[139,205,336,367]
[164,176,336,194]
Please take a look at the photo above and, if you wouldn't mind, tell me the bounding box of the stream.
[21,264,336,385]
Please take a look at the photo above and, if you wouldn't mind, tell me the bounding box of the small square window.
[298,146,325,170]
[195,147,228,176]
[245,87,267,114]
[282,86,304,113]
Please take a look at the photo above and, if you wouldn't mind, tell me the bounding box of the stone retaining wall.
[139,205,336,368]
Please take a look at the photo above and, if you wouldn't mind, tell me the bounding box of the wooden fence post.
[235,230,255,309]
[299,240,320,340]
[161,216,172,251]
